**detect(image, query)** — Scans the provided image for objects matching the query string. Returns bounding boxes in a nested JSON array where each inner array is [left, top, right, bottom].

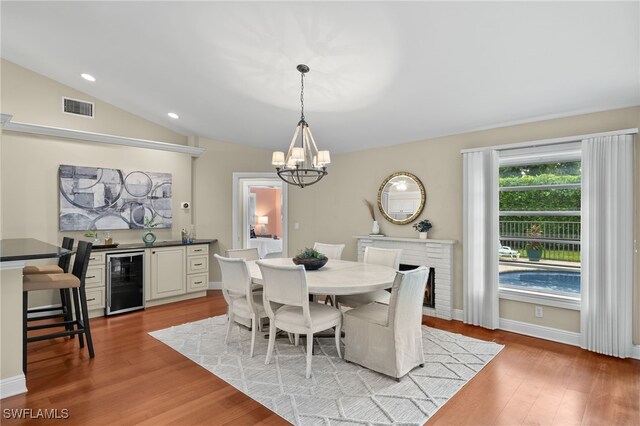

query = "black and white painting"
[[59, 164, 172, 231]]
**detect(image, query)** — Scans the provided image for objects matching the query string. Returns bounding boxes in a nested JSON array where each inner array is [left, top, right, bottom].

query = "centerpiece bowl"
[[292, 247, 328, 270]]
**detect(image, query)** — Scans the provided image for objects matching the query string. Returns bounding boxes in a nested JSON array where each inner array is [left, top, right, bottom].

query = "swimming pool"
[[499, 270, 580, 294]]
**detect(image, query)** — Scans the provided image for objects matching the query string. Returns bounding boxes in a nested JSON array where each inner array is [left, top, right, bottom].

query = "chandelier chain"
[[300, 71, 305, 121]]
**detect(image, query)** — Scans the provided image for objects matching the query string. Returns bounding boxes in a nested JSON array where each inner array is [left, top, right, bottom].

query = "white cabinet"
[[150, 246, 186, 299], [86, 251, 106, 311], [186, 244, 209, 293]]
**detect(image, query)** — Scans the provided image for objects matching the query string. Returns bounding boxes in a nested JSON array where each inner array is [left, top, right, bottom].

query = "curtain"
[[463, 150, 499, 329], [581, 135, 634, 357]]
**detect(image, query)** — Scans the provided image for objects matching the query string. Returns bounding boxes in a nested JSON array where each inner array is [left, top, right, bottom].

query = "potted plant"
[[413, 219, 432, 239], [525, 223, 543, 261], [142, 212, 159, 246], [293, 247, 328, 270]]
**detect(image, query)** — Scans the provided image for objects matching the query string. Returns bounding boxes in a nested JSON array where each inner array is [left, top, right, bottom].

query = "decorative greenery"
[[144, 212, 159, 228], [413, 219, 432, 233], [363, 199, 376, 221], [526, 224, 543, 250], [84, 230, 97, 238], [295, 247, 327, 260]]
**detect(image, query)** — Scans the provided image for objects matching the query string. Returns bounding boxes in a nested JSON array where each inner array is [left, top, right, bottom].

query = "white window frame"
[[498, 142, 582, 308]]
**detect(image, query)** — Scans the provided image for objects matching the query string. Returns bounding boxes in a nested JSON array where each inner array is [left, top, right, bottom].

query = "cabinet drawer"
[[187, 255, 208, 274], [88, 252, 106, 266], [85, 265, 104, 288], [187, 273, 208, 292], [85, 287, 105, 309], [187, 245, 209, 256]]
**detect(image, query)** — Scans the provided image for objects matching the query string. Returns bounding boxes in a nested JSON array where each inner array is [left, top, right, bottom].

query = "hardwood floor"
[[3, 291, 639, 425]]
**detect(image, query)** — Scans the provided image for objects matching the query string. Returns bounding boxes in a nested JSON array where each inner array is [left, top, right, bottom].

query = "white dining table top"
[[247, 258, 397, 296]]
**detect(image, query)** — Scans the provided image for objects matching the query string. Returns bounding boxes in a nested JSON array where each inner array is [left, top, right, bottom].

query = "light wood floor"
[[3, 291, 639, 425]]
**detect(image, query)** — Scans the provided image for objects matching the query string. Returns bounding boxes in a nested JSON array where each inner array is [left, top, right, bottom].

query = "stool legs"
[[78, 286, 94, 358], [72, 288, 84, 349]]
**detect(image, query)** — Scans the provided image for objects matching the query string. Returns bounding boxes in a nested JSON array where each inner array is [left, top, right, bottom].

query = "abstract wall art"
[[59, 164, 172, 231]]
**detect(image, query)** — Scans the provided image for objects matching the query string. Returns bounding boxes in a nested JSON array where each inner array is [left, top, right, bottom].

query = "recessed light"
[[81, 73, 96, 82], [167, 112, 179, 119]]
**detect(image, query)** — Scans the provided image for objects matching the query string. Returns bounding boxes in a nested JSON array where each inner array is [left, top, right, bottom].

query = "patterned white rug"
[[150, 315, 503, 425]]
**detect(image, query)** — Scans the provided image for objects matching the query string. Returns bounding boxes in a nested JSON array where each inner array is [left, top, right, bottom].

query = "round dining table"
[[247, 258, 397, 295]]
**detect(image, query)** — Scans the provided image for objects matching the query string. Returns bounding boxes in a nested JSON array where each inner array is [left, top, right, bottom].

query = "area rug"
[[149, 315, 503, 425]]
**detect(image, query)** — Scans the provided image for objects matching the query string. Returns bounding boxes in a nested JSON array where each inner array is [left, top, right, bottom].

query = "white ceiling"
[[1, 2, 638, 153]]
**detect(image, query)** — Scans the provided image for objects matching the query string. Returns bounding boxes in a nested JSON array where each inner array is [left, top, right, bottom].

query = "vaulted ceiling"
[[2, 2, 638, 153]]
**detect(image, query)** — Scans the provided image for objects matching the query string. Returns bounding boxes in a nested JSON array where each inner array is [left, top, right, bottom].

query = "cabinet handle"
[[87, 276, 96, 279], [89, 257, 96, 261], [194, 263, 203, 266], [87, 298, 96, 302], [194, 249, 202, 252], [194, 281, 203, 285], [152, 251, 156, 254]]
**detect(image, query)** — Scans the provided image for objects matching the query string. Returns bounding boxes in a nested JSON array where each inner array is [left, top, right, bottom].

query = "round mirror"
[[377, 172, 426, 225]]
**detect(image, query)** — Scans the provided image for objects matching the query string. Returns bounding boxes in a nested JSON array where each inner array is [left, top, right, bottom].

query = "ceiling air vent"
[[62, 97, 94, 118]]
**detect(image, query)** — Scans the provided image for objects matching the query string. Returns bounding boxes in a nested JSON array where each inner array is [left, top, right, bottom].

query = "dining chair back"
[[226, 247, 260, 261], [258, 261, 342, 378], [364, 246, 402, 269], [214, 254, 267, 357], [335, 247, 402, 308], [313, 242, 345, 260], [344, 266, 430, 379]]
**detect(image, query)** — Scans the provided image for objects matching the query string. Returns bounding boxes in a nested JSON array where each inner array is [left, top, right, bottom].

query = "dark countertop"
[[91, 239, 217, 252], [0, 238, 72, 262]]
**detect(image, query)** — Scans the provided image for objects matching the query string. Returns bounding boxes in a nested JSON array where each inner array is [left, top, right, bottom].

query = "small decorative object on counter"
[[142, 212, 158, 246], [292, 247, 328, 270], [413, 219, 432, 239], [188, 224, 196, 243], [364, 199, 384, 236], [181, 228, 188, 244], [104, 231, 112, 245]]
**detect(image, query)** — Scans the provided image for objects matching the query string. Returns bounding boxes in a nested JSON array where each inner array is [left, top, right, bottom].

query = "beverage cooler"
[[106, 251, 144, 315]]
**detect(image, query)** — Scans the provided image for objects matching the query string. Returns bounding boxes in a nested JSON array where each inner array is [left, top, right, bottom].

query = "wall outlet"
[[294, 222, 300, 230], [535, 306, 544, 318]]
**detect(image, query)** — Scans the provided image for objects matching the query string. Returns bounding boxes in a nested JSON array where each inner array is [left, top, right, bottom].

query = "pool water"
[[499, 270, 580, 294]]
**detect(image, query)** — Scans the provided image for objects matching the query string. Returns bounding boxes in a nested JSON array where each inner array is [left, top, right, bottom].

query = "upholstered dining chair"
[[225, 248, 260, 261], [312, 242, 345, 260], [215, 254, 268, 357], [335, 247, 402, 308], [23, 241, 95, 373], [344, 266, 430, 380], [258, 261, 342, 378]]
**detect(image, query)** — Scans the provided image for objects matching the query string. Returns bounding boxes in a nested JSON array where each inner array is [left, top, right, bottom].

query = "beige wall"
[[1, 60, 192, 307], [191, 137, 272, 282], [288, 107, 640, 339]]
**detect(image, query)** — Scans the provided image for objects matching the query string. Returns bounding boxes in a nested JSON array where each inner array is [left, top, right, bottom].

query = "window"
[[498, 144, 581, 308]]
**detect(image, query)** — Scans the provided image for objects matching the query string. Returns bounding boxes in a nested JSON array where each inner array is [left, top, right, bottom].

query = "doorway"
[[232, 173, 288, 258]]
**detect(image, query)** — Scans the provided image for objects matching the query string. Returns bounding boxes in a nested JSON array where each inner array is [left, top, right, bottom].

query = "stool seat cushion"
[[23, 273, 80, 292], [23, 265, 64, 275]]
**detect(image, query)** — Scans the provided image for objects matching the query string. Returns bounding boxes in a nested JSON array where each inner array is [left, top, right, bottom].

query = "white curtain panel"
[[581, 135, 634, 358], [463, 150, 499, 329]]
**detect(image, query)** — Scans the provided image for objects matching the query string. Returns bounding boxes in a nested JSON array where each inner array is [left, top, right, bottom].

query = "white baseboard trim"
[[452, 308, 464, 321], [209, 281, 222, 290], [0, 374, 27, 399], [631, 345, 640, 360], [499, 317, 581, 347], [27, 304, 64, 319]]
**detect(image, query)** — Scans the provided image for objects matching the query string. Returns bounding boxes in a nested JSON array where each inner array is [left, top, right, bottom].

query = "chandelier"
[[271, 64, 330, 188]]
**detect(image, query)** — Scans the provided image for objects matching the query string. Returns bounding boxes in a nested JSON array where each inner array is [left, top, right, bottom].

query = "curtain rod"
[[460, 128, 638, 154]]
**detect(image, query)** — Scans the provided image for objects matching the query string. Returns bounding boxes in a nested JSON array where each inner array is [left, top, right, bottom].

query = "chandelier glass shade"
[[272, 64, 330, 188]]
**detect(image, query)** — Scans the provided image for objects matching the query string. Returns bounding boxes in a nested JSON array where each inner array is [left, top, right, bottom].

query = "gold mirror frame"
[[377, 172, 426, 225]]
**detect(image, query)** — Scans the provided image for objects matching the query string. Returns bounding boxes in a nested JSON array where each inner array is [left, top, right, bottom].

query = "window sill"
[[499, 287, 580, 310]]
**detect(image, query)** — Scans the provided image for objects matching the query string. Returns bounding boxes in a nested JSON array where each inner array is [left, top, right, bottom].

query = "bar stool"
[[23, 237, 74, 327], [23, 241, 95, 373]]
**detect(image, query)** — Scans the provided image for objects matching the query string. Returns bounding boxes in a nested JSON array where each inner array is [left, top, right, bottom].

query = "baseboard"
[[27, 304, 64, 319], [0, 374, 27, 399], [499, 317, 581, 347], [452, 308, 464, 321], [209, 281, 221, 290], [632, 345, 640, 360]]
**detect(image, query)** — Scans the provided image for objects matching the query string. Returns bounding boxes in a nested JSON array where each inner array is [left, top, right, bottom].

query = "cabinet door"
[[150, 247, 186, 299]]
